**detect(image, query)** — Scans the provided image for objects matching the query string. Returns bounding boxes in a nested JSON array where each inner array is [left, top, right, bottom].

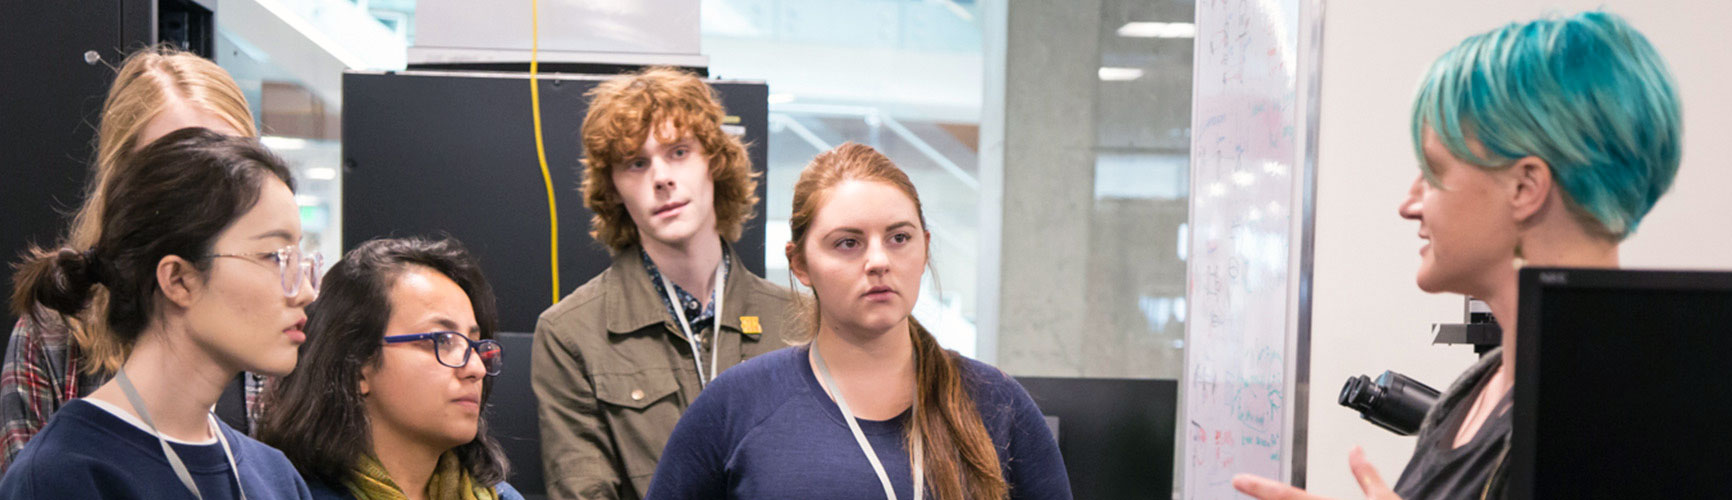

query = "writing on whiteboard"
[[1182, 0, 1307, 497]]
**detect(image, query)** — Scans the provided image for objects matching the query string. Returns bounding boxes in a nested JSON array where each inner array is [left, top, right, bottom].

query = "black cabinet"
[[1, 0, 149, 343], [0, 0, 212, 348]]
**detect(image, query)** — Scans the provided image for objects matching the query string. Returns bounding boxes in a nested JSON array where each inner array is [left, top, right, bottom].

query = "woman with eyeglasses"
[[257, 236, 523, 500], [1, 45, 270, 471], [1, 128, 317, 498]]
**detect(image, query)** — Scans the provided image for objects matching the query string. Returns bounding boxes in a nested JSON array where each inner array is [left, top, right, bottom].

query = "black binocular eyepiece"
[[1339, 370, 1440, 436]]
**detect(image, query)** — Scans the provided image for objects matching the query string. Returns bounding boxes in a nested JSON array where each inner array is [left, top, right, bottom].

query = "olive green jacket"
[[532, 245, 794, 499]]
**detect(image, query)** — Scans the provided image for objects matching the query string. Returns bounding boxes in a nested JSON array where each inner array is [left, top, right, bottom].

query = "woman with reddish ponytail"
[[646, 143, 1071, 500]]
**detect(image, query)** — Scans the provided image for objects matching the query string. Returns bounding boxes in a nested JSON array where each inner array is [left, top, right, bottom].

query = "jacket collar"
[[606, 242, 751, 335]]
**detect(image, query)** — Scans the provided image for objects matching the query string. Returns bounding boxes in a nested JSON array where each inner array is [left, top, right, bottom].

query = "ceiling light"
[[260, 136, 307, 151], [1118, 22, 1197, 39], [1099, 67, 1145, 81]]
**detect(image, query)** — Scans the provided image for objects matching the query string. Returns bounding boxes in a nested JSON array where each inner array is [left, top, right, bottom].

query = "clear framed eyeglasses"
[[206, 245, 324, 297]]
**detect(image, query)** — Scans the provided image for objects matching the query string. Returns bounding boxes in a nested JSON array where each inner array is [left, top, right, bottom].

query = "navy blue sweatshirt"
[[0, 399, 312, 499], [646, 346, 1072, 499]]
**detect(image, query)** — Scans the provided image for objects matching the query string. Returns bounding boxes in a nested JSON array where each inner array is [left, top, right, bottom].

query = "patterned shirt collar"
[[641, 247, 731, 333]]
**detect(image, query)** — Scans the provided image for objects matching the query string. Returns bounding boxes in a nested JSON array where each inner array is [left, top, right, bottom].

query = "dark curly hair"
[[256, 236, 508, 487]]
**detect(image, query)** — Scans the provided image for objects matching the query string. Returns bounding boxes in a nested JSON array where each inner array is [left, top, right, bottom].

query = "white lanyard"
[[810, 342, 924, 500], [661, 261, 726, 388], [116, 368, 247, 500]]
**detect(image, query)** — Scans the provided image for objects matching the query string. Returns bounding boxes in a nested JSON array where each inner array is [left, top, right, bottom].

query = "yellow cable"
[[531, 0, 560, 304]]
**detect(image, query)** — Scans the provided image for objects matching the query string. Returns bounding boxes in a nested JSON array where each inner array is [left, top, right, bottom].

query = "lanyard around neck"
[[116, 368, 247, 500], [661, 261, 726, 389], [810, 342, 924, 500]]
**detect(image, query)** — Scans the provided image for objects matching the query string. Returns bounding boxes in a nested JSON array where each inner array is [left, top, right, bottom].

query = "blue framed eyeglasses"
[[382, 331, 503, 376]]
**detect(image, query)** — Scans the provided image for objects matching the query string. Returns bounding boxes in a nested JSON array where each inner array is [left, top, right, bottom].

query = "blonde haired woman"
[[0, 44, 259, 470]]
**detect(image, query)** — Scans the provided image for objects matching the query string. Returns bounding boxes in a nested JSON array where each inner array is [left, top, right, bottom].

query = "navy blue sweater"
[[646, 346, 1072, 499], [0, 399, 312, 499]]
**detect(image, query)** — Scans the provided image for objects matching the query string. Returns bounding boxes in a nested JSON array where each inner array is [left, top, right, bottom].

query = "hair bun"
[[13, 247, 103, 318], [77, 248, 106, 285], [51, 248, 103, 287]]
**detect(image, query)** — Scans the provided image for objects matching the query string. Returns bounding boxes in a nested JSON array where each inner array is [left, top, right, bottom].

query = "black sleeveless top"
[[1393, 350, 1512, 500]]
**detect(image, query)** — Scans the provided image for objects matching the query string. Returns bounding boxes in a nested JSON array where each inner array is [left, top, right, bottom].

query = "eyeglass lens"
[[278, 248, 324, 297], [435, 332, 502, 375]]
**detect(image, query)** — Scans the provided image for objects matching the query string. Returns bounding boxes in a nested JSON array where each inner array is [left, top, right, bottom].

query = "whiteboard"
[[1182, 0, 1321, 496]]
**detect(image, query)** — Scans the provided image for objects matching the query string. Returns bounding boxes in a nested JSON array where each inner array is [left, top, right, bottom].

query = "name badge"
[[740, 316, 762, 335]]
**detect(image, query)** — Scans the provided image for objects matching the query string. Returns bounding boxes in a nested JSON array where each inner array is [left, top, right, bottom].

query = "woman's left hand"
[[1231, 446, 1402, 500]]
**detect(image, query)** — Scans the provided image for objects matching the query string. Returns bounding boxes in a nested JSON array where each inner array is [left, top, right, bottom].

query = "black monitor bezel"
[[1508, 267, 1732, 499]]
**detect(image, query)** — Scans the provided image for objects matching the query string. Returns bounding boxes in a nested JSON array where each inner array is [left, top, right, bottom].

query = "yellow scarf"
[[345, 451, 497, 500]]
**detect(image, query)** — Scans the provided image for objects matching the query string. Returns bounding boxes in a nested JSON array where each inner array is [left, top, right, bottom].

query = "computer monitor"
[[1015, 377, 1177, 499], [1509, 268, 1732, 499]]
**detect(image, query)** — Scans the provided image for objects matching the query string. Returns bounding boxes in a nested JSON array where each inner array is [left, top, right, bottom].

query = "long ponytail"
[[51, 45, 257, 374], [908, 318, 1007, 499]]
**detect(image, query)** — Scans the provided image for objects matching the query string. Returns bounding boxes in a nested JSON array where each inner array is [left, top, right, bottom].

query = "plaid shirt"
[[0, 310, 264, 472]]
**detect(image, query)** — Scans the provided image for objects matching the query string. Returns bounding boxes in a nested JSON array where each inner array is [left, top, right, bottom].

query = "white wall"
[[1308, 1, 1732, 496]]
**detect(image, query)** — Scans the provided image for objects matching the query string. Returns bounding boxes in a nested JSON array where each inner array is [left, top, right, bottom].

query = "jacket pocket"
[[592, 370, 681, 410], [590, 370, 685, 494]]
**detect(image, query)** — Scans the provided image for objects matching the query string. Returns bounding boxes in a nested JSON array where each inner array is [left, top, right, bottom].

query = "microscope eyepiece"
[[1339, 370, 1440, 436]]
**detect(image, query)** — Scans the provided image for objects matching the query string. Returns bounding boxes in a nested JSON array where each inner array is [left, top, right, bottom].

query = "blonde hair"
[[579, 67, 758, 252], [63, 45, 257, 374]]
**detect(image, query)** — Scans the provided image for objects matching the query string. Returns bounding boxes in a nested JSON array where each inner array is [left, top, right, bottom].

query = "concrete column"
[[978, 0, 1103, 376]]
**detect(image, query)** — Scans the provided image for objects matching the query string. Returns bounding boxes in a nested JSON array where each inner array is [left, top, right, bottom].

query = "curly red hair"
[[579, 67, 759, 252]]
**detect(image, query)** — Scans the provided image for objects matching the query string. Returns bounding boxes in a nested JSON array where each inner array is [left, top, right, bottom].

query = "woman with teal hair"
[[1235, 10, 1682, 500]]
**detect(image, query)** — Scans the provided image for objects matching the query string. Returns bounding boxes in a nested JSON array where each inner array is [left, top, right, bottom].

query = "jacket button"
[[630, 389, 644, 401]]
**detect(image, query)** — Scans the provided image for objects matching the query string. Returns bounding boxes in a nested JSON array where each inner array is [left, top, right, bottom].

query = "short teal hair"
[[1411, 11, 1682, 239]]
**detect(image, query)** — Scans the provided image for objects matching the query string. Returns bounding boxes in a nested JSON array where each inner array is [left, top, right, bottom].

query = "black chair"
[[488, 332, 546, 500]]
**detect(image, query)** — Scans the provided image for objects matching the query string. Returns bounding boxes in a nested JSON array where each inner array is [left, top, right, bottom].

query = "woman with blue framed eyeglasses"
[[380, 332, 503, 376], [258, 237, 523, 500]]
